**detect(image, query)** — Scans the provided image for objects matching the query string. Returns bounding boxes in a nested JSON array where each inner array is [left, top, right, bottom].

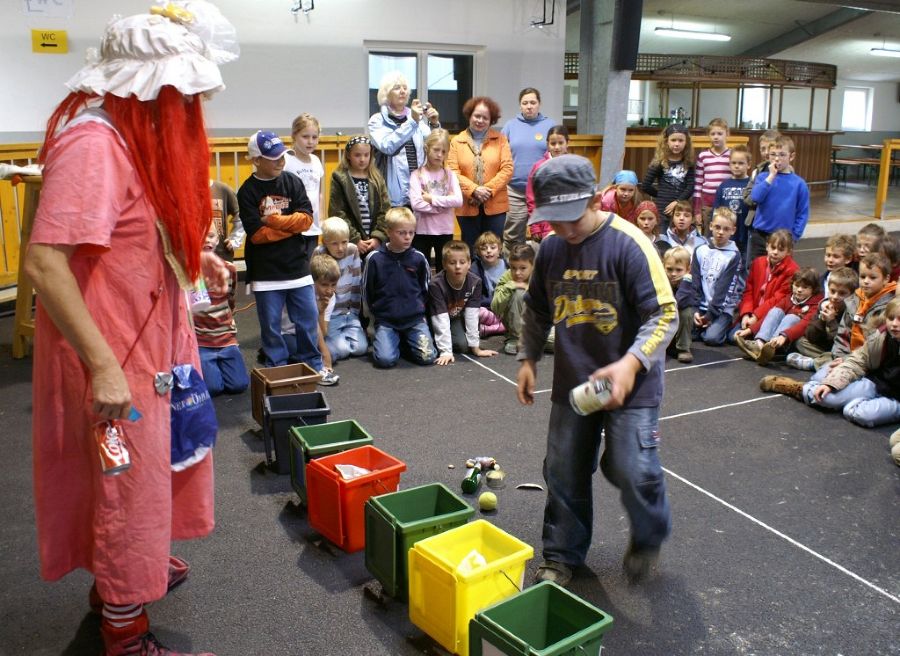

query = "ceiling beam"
[[797, 0, 900, 12], [740, 7, 871, 57]]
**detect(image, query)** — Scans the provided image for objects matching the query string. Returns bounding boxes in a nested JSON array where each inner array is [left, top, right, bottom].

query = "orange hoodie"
[[850, 281, 897, 350]]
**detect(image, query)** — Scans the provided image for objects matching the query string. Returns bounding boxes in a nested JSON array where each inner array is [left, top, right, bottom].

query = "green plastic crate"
[[365, 483, 475, 599], [468, 581, 613, 656], [288, 420, 374, 503]]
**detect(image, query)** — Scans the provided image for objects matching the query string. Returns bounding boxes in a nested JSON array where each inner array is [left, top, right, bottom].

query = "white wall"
[[0, 0, 566, 140]]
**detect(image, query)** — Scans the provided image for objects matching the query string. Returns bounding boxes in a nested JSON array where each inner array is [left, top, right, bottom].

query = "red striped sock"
[[101, 602, 143, 629]]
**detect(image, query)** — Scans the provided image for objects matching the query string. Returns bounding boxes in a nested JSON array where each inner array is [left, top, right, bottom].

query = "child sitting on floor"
[[472, 230, 507, 337], [492, 243, 554, 355], [634, 201, 669, 258], [314, 216, 368, 360], [663, 246, 695, 363], [761, 297, 900, 429], [735, 267, 822, 366], [428, 240, 498, 365], [831, 253, 896, 361], [688, 207, 745, 346], [789, 267, 858, 371], [735, 229, 798, 341], [822, 234, 855, 290], [854, 222, 884, 264], [195, 222, 249, 397]]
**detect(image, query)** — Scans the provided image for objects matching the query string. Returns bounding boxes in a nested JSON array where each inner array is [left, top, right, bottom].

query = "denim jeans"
[[326, 313, 368, 361], [755, 308, 801, 342], [255, 286, 322, 370], [458, 210, 506, 252], [542, 402, 671, 567], [199, 344, 249, 396], [695, 312, 735, 346], [372, 319, 436, 368], [803, 374, 900, 427]]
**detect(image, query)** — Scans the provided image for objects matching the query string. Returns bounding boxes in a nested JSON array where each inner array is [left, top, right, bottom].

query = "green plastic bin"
[[288, 420, 374, 503], [468, 581, 613, 656], [365, 483, 475, 600]]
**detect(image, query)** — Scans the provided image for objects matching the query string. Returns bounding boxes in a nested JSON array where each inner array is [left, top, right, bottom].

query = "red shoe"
[[90, 556, 191, 613]]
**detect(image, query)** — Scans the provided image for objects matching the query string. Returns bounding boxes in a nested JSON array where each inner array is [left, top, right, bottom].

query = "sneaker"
[[623, 541, 660, 583], [676, 350, 693, 363], [786, 352, 816, 371], [317, 369, 340, 386], [90, 556, 190, 614], [533, 560, 573, 587], [735, 334, 761, 361], [105, 631, 215, 656], [503, 339, 518, 356], [759, 375, 804, 400], [756, 341, 777, 366]]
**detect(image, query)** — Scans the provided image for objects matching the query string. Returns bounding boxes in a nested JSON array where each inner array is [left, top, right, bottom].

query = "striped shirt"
[[194, 269, 238, 349], [694, 148, 732, 202], [315, 243, 362, 317]]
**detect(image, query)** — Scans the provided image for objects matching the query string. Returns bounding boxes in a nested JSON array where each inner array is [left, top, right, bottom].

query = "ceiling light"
[[870, 47, 900, 58], [655, 27, 731, 42]]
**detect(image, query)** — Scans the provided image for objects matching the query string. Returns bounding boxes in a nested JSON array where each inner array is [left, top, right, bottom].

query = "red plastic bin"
[[306, 445, 406, 552]]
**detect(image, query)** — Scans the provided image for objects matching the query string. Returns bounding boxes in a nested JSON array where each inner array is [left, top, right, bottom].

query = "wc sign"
[[31, 29, 68, 54]]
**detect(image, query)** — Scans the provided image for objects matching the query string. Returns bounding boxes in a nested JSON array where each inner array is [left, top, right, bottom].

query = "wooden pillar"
[[777, 85, 784, 126], [825, 88, 832, 131], [767, 85, 774, 128], [734, 86, 741, 127], [692, 83, 700, 128], [808, 88, 815, 130]]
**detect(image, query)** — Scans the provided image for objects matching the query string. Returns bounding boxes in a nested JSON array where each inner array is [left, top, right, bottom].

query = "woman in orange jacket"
[[447, 96, 514, 251]]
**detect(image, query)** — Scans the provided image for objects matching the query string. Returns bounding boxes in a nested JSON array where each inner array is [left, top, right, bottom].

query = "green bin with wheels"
[[365, 483, 474, 599], [288, 420, 374, 503], [468, 581, 613, 655]]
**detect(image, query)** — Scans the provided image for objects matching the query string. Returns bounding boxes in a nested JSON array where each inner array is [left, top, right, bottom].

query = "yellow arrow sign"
[[32, 29, 68, 54]]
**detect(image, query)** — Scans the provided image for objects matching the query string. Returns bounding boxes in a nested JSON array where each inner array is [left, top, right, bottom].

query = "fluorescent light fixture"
[[655, 27, 731, 42], [870, 47, 900, 58]]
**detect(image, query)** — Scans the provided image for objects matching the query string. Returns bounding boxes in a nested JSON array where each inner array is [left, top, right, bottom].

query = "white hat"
[[66, 1, 239, 101]]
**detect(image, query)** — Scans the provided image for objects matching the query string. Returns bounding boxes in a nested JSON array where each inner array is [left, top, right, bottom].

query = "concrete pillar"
[[577, 0, 635, 185]]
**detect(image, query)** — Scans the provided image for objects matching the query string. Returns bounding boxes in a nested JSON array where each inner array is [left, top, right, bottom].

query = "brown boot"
[[735, 334, 761, 361], [757, 341, 777, 366], [760, 375, 804, 400]]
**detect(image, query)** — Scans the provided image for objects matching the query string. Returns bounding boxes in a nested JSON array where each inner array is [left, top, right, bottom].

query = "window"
[[740, 87, 770, 129], [368, 47, 475, 131], [841, 87, 872, 132], [626, 79, 643, 123]]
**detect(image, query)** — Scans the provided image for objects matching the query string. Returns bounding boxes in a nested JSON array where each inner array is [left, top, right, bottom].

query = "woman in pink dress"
[[24, 4, 237, 655]]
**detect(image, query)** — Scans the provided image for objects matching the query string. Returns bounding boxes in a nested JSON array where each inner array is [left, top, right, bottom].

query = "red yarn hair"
[[42, 87, 211, 281]]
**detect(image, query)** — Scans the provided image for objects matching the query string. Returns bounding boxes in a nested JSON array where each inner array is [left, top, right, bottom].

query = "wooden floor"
[[809, 181, 899, 224]]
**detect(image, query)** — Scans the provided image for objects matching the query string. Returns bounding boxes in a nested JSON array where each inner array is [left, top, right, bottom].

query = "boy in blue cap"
[[516, 155, 677, 586]]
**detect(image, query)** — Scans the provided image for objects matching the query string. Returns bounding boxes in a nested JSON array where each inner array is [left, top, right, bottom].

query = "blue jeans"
[[458, 210, 506, 252], [755, 308, 801, 342], [199, 344, 250, 396], [372, 319, 436, 368], [803, 374, 900, 427], [542, 402, 671, 567], [255, 286, 322, 370], [694, 312, 735, 346], [326, 313, 368, 361]]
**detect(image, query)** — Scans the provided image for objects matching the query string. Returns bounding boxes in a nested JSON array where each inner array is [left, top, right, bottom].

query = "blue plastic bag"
[[170, 364, 218, 471]]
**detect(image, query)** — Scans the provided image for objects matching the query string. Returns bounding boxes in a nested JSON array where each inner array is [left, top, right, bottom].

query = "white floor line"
[[663, 467, 900, 606], [665, 357, 743, 372], [463, 352, 898, 604], [660, 395, 780, 421], [460, 353, 518, 386]]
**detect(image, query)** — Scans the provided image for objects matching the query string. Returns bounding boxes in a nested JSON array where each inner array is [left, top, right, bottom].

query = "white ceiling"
[[616, 0, 900, 82]]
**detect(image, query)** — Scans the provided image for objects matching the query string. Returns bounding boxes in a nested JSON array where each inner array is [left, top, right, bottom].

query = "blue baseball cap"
[[247, 130, 287, 160]]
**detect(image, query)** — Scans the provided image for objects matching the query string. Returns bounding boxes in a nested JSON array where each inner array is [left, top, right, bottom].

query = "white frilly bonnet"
[[65, 1, 240, 101]]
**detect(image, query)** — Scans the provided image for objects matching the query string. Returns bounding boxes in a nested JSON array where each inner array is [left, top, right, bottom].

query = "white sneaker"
[[786, 352, 815, 371], [318, 369, 340, 386]]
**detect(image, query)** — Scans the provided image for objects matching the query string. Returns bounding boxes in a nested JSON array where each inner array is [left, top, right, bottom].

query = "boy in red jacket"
[[736, 267, 822, 365], [734, 229, 798, 341]]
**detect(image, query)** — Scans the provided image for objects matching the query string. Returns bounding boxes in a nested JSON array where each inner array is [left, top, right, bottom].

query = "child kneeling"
[[315, 216, 368, 360], [362, 207, 437, 368], [428, 240, 498, 365]]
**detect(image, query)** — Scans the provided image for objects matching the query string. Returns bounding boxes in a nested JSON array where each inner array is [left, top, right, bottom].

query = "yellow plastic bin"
[[408, 520, 534, 656]]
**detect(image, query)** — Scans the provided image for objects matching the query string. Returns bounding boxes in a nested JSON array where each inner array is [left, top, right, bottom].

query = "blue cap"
[[247, 130, 287, 160]]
